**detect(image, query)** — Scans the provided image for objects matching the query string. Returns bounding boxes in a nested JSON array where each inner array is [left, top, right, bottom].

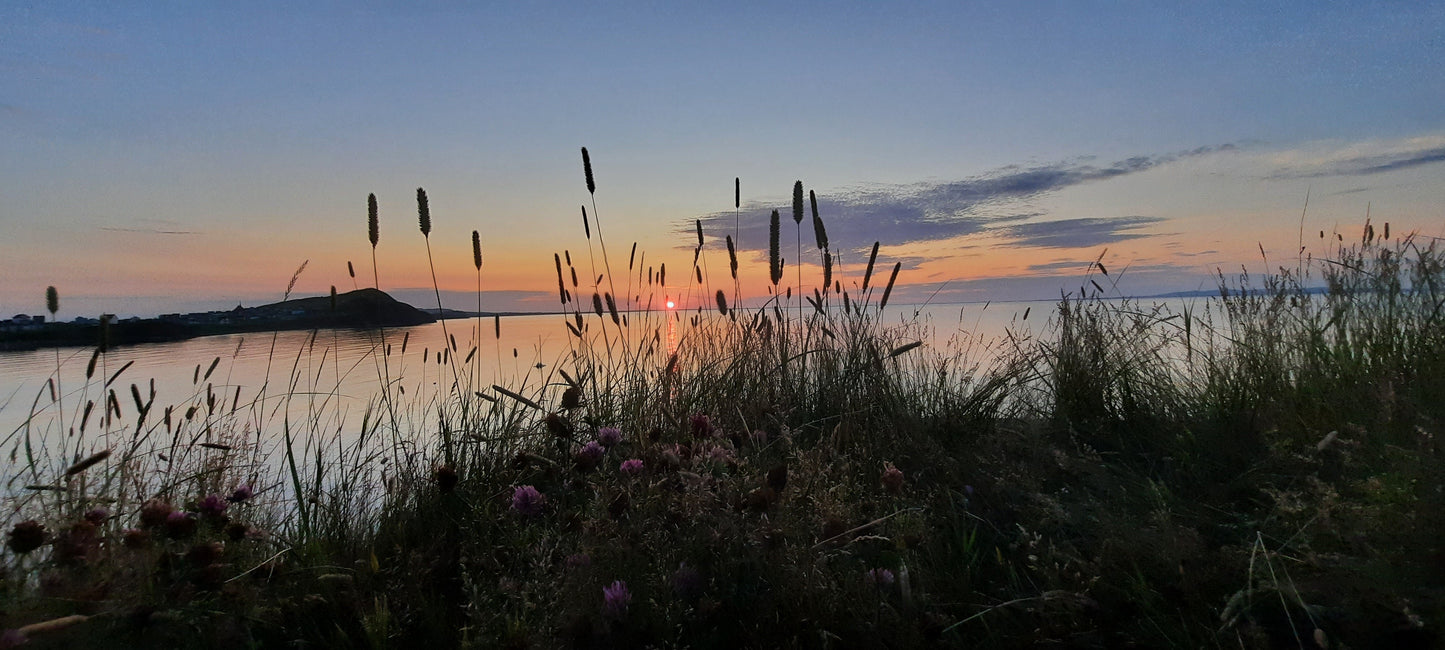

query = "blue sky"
[[2, 2, 1442, 317]]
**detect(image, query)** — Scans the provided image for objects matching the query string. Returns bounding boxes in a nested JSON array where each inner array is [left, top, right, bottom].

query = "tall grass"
[[1, 162, 1441, 648]]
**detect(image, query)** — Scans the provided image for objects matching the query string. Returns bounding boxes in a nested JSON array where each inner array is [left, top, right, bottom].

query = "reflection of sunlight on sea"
[[2, 299, 1209, 464]]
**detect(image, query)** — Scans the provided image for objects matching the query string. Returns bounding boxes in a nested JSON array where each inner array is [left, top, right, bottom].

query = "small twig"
[[226, 546, 292, 583]]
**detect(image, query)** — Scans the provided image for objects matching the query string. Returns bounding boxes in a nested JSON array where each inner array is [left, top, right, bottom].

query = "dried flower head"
[[602, 580, 631, 619], [511, 485, 545, 517], [881, 463, 904, 495], [6, 520, 45, 554], [228, 485, 254, 503], [122, 528, 150, 549], [597, 426, 622, 447], [139, 500, 173, 528], [434, 464, 458, 493]]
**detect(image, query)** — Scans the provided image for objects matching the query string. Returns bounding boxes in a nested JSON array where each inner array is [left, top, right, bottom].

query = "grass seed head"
[[793, 181, 804, 224], [368, 193, 379, 246], [416, 187, 431, 236], [581, 147, 596, 194]]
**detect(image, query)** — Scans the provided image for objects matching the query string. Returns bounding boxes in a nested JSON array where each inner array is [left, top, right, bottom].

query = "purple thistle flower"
[[597, 426, 622, 447], [602, 580, 631, 619], [620, 459, 644, 476], [229, 485, 254, 503], [864, 568, 895, 588], [580, 441, 605, 462], [689, 413, 714, 438], [199, 494, 228, 518], [511, 485, 545, 517]]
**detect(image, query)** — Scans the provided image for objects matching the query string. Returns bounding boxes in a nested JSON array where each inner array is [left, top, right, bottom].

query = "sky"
[[2, 2, 1442, 319]]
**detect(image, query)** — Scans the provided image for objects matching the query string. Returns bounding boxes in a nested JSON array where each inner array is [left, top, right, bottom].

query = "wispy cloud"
[[689, 145, 1229, 255], [1267, 140, 1445, 179], [1025, 260, 1096, 274], [100, 227, 201, 235], [998, 216, 1165, 249]]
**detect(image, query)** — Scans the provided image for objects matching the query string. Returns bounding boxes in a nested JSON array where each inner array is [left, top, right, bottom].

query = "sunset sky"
[[3, 3, 1442, 319]]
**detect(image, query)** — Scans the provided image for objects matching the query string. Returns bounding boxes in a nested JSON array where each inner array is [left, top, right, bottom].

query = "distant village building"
[[0, 314, 46, 332]]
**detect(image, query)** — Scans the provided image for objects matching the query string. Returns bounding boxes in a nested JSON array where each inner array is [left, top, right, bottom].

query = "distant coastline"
[[0, 288, 484, 352]]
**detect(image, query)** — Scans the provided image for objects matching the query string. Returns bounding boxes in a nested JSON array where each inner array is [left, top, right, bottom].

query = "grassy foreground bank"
[[3, 175, 1442, 648]]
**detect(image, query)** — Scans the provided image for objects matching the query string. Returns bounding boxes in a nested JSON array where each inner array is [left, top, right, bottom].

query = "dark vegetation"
[[0, 288, 436, 351], [2, 156, 1441, 648]]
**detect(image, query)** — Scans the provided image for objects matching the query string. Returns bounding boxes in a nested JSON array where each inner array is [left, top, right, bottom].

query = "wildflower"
[[620, 459, 644, 476], [865, 568, 895, 589], [164, 511, 197, 539], [228, 485, 254, 503], [671, 562, 702, 601], [511, 485, 545, 517], [83, 508, 109, 525], [880, 462, 904, 495], [689, 413, 714, 438], [597, 426, 622, 447], [6, 520, 46, 554], [575, 441, 605, 472], [198, 494, 228, 518], [706, 445, 734, 465], [602, 580, 631, 619], [139, 499, 174, 528], [122, 528, 150, 549]]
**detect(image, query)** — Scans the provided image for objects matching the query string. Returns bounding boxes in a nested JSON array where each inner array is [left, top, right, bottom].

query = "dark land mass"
[[0, 288, 437, 351]]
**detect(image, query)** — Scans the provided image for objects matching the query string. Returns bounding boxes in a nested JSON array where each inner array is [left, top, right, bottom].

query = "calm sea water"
[[0, 299, 1102, 452]]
